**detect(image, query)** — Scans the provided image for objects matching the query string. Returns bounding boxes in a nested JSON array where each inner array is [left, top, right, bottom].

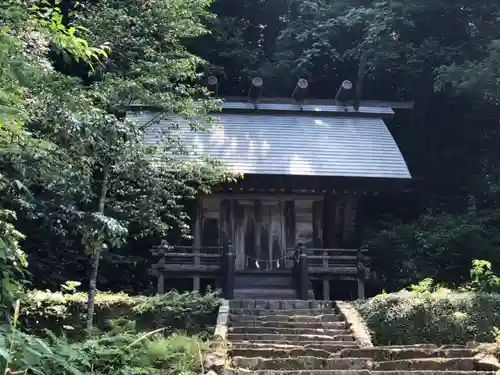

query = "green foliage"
[[19, 290, 220, 338], [30, 0, 110, 65], [0, 317, 206, 375], [356, 290, 500, 345], [493, 326, 500, 345], [364, 212, 500, 291], [437, 39, 500, 104], [407, 278, 436, 294], [357, 261, 500, 346], [79, 328, 206, 375], [460, 260, 500, 293], [0, 0, 232, 327], [0, 210, 27, 310]]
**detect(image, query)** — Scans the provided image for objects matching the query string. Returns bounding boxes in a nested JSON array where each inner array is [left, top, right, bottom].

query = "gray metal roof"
[[134, 112, 411, 179]]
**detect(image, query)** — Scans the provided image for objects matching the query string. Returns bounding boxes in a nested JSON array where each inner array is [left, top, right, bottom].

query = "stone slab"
[[229, 341, 358, 351], [232, 356, 373, 370], [230, 308, 336, 316], [229, 314, 343, 322], [227, 333, 355, 342], [229, 320, 347, 329], [230, 300, 336, 310], [338, 348, 476, 361], [373, 358, 476, 371], [229, 326, 351, 336]]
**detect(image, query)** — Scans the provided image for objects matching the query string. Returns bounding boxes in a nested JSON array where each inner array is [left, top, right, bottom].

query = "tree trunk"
[[86, 162, 110, 333], [85, 250, 100, 332]]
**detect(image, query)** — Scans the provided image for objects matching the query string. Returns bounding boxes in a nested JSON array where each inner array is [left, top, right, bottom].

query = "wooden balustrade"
[[151, 245, 370, 299], [151, 246, 369, 273], [151, 245, 223, 272], [300, 248, 371, 276]]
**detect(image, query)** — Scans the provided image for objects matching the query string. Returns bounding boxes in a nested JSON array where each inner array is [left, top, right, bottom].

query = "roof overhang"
[[131, 102, 411, 181]]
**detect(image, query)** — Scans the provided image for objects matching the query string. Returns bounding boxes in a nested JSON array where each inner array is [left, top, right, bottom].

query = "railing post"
[[156, 256, 165, 295], [292, 247, 299, 293], [222, 241, 235, 299], [298, 242, 309, 300], [356, 248, 366, 300]]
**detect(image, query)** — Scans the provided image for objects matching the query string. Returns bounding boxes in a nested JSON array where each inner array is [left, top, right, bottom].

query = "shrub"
[[364, 213, 500, 291], [0, 297, 209, 375], [81, 330, 206, 375], [461, 259, 500, 293], [0, 325, 206, 375], [19, 290, 220, 338], [355, 289, 500, 345]]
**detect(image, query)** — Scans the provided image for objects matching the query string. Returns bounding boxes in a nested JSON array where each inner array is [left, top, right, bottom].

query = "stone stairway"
[[233, 274, 314, 300], [221, 300, 500, 375]]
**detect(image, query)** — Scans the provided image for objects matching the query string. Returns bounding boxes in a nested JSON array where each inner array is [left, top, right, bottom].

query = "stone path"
[[221, 300, 500, 375]]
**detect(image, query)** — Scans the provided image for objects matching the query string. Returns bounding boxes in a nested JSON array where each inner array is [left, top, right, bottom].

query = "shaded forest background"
[[10, 0, 500, 294]]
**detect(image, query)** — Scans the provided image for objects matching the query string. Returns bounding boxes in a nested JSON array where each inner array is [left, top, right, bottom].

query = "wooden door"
[[233, 199, 285, 270], [261, 200, 286, 270]]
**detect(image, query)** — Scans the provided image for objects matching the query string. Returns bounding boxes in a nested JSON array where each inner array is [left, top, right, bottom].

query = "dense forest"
[[2, 0, 500, 306]]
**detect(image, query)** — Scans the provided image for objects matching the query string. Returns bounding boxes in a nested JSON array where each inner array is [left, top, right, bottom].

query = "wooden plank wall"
[[342, 197, 358, 248], [295, 199, 314, 247], [313, 201, 324, 248], [323, 194, 359, 248]]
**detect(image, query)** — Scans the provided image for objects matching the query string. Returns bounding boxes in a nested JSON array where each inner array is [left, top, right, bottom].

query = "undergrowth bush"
[[19, 289, 220, 339], [356, 289, 500, 345], [0, 320, 206, 375], [356, 259, 500, 345]]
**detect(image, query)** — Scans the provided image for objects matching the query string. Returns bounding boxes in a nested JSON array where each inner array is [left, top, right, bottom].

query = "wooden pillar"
[[194, 247, 200, 267], [342, 196, 358, 248], [233, 201, 245, 270], [323, 193, 340, 248], [223, 241, 235, 299], [357, 249, 366, 300], [156, 256, 165, 294], [157, 274, 164, 295], [357, 279, 365, 300], [353, 197, 365, 248], [254, 200, 262, 266], [284, 200, 295, 268], [284, 200, 296, 247], [193, 276, 200, 292], [298, 243, 309, 300], [220, 199, 231, 246], [313, 200, 324, 248], [193, 200, 202, 251], [355, 197, 366, 300], [323, 279, 330, 301]]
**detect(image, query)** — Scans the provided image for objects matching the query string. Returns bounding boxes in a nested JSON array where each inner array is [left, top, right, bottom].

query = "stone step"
[[234, 276, 293, 289], [231, 347, 339, 358], [229, 341, 358, 351], [229, 326, 351, 336], [227, 333, 355, 342], [229, 320, 348, 329], [231, 356, 372, 371], [376, 344, 438, 349], [230, 308, 336, 316], [338, 347, 476, 360], [230, 300, 336, 310], [224, 370, 497, 375], [234, 289, 298, 300], [229, 314, 344, 323], [373, 358, 476, 371]]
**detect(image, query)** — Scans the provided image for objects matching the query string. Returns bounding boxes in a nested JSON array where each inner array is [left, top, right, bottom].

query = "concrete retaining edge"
[[204, 299, 230, 375], [336, 300, 373, 348]]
